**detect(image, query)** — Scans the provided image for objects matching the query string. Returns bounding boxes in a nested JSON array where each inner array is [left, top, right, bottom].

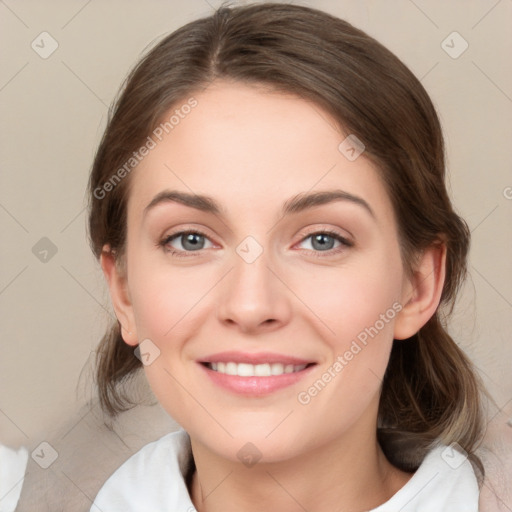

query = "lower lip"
[[199, 363, 316, 396]]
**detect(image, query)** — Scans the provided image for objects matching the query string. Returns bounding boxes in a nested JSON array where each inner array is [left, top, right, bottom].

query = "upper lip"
[[199, 351, 315, 366]]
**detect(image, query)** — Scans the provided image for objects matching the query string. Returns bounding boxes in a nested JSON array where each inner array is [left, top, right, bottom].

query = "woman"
[[88, 4, 485, 510]]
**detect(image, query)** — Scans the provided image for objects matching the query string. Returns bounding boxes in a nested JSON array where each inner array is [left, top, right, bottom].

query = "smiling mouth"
[[203, 362, 314, 377]]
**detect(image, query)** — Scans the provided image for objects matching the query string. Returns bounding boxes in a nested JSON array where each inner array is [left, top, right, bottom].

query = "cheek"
[[127, 266, 204, 422], [291, 252, 403, 405], [293, 300, 398, 438], [127, 259, 218, 415], [290, 253, 403, 348], [129, 258, 213, 340]]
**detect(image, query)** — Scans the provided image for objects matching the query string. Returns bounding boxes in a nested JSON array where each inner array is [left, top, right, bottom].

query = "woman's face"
[[119, 81, 411, 462]]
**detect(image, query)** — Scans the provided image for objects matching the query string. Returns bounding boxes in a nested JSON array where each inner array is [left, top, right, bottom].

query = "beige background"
[[0, 0, 511, 503]]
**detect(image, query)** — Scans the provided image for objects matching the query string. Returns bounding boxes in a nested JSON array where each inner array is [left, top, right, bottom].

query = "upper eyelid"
[[295, 231, 353, 249], [162, 225, 216, 241], [294, 226, 353, 244], [163, 230, 216, 248]]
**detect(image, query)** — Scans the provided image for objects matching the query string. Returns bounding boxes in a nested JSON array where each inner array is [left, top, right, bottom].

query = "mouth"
[[198, 352, 317, 396]]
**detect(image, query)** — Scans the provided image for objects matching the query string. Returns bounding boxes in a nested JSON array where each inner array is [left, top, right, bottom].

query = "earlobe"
[[100, 245, 139, 346], [393, 243, 447, 340]]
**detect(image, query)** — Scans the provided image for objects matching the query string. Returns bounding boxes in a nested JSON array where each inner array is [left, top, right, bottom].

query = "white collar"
[[91, 429, 479, 511]]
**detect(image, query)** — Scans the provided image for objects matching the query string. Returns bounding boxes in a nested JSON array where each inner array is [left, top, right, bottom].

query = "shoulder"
[[372, 443, 479, 512], [90, 429, 194, 512]]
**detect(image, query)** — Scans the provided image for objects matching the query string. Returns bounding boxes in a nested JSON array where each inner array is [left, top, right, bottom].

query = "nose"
[[217, 248, 292, 334]]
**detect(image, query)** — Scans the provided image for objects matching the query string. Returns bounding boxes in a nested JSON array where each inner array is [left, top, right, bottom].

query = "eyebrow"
[[143, 189, 374, 219]]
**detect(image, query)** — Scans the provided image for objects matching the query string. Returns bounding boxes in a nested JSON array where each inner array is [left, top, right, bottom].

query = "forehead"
[[126, 81, 393, 223]]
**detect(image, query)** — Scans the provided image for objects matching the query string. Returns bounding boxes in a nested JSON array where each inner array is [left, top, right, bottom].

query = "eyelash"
[[298, 229, 353, 258], [158, 229, 353, 258], [159, 229, 213, 258]]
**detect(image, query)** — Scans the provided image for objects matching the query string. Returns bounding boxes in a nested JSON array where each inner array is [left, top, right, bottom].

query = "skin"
[[102, 80, 446, 512]]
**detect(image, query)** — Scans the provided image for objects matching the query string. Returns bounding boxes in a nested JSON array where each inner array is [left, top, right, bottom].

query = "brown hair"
[[87, 2, 485, 475]]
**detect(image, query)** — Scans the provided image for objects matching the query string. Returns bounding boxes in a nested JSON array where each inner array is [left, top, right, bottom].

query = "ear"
[[394, 242, 447, 340], [100, 245, 138, 346]]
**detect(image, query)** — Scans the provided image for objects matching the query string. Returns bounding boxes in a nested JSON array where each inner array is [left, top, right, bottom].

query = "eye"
[[297, 231, 352, 254], [161, 231, 214, 254]]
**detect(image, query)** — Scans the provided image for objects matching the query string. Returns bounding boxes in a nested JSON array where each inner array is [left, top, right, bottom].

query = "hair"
[[87, 2, 485, 477]]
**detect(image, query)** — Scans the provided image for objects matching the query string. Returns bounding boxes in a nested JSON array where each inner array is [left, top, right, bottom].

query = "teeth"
[[271, 363, 284, 375], [255, 363, 271, 377], [226, 362, 237, 375], [238, 363, 254, 377], [208, 362, 308, 376]]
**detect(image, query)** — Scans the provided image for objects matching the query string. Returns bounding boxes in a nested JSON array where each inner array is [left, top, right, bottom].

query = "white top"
[[0, 444, 28, 512], [90, 430, 479, 512]]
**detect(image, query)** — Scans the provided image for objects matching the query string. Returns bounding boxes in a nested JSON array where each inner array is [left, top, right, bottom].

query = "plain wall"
[[1, 0, 511, 451]]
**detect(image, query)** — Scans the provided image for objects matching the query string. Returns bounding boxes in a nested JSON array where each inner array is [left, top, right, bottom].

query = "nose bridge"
[[216, 239, 291, 331]]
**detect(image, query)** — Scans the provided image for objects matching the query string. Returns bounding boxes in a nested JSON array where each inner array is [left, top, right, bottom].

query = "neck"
[[189, 430, 412, 512]]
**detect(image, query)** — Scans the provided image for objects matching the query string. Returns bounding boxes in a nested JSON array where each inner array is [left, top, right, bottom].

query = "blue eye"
[[298, 231, 352, 253], [162, 231, 214, 253]]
